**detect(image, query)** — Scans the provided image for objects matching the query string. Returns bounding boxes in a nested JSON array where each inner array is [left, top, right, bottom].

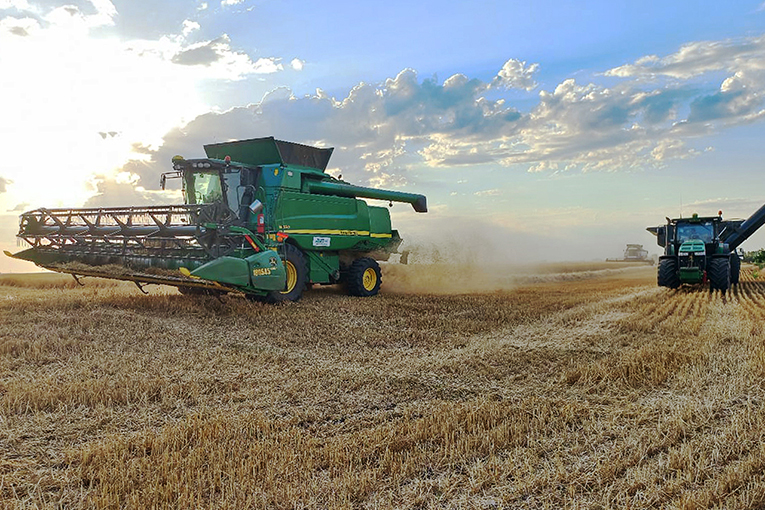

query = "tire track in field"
[[513, 270, 765, 507]]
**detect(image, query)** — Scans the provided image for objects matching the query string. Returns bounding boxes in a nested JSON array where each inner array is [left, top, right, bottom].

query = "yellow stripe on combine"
[[268, 230, 393, 242], [269, 229, 394, 239], [283, 229, 390, 238], [285, 229, 369, 236]]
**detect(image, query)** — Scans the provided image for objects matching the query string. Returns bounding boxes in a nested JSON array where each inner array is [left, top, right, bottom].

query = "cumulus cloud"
[[0, 176, 11, 193], [605, 35, 765, 127], [41, 0, 117, 30], [474, 189, 503, 197], [49, 32, 765, 211], [171, 35, 283, 77], [0, 15, 38, 36], [172, 37, 227, 65], [103, 66, 528, 198], [85, 174, 181, 208], [491, 58, 539, 91], [290, 58, 304, 71], [182, 19, 200, 37], [605, 36, 765, 79], [0, 0, 30, 9]]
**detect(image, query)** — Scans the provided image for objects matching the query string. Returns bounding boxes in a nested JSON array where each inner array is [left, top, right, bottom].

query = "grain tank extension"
[[647, 203, 765, 291], [6, 137, 427, 302]]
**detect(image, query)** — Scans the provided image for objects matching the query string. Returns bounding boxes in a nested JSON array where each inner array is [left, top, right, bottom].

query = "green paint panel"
[[679, 240, 706, 253], [679, 267, 704, 283], [369, 206, 392, 235], [246, 250, 286, 291], [306, 250, 339, 283], [191, 256, 251, 287], [204, 137, 333, 171], [275, 191, 394, 256], [9, 248, 67, 266]]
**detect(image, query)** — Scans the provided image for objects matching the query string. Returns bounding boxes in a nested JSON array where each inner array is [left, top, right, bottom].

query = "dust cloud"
[[380, 241, 651, 295], [380, 212, 656, 294]]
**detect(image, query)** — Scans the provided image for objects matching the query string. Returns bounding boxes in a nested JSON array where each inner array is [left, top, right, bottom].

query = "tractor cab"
[[649, 213, 722, 253], [670, 215, 720, 284], [676, 220, 715, 244]]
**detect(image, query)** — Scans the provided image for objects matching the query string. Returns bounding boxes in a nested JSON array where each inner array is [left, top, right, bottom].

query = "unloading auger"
[[6, 137, 427, 302]]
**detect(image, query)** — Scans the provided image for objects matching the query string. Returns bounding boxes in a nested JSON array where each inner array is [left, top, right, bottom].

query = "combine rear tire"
[[657, 258, 680, 288], [345, 257, 382, 297], [730, 253, 741, 285], [709, 257, 730, 291], [265, 244, 308, 303]]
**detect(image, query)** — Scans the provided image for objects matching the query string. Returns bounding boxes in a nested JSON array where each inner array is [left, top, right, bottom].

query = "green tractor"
[[647, 204, 765, 291], [6, 137, 427, 302]]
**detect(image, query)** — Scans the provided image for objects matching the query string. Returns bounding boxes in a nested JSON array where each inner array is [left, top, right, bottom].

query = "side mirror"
[[657, 226, 666, 247], [160, 174, 167, 190], [249, 199, 264, 214]]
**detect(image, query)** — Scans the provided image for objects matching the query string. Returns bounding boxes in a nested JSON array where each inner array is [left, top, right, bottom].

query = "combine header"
[[647, 204, 765, 291], [6, 137, 427, 302]]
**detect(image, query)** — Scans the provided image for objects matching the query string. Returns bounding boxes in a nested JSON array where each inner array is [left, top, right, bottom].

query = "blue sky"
[[2, 0, 765, 271]]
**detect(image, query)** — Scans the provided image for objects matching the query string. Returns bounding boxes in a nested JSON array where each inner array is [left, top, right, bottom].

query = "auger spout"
[[721, 203, 765, 250], [305, 180, 428, 213]]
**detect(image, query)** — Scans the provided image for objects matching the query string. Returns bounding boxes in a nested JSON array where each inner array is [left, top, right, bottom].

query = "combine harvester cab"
[[7, 137, 427, 302], [647, 204, 765, 291]]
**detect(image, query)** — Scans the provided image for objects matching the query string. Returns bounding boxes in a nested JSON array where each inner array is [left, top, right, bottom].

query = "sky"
[[2, 0, 765, 272]]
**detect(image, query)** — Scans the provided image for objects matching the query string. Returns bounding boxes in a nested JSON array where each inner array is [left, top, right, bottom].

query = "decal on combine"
[[252, 268, 273, 277], [313, 236, 331, 247]]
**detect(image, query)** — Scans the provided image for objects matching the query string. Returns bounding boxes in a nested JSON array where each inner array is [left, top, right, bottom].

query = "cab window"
[[677, 222, 713, 243], [185, 172, 224, 205]]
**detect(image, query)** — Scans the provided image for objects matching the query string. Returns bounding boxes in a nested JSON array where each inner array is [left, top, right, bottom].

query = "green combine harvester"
[[647, 204, 765, 291], [6, 137, 427, 302]]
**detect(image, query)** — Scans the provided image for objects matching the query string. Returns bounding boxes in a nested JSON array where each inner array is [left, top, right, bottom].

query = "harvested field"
[[2, 263, 765, 508]]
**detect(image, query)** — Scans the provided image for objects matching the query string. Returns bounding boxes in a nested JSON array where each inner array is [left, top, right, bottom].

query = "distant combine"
[[606, 244, 654, 264], [6, 137, 427, 302]]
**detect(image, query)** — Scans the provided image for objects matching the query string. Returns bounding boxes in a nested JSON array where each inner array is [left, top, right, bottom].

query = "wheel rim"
[[362, 267, 377, 291], [281, 260, 297, 294]]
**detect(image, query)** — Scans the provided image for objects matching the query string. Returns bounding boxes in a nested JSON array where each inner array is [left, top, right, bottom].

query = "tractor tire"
[[344, 257, 382, 297], [709, 257, 730, 291], [730, 253, 741, 285], [265, 244, 308, 303], [657, 258, 680, 289]]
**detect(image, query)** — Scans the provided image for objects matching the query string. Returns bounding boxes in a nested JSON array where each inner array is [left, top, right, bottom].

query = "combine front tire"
[[265, 244, 308, 303], [730, 253, 741, 285], [657, 258, 680, 288], [709, 257, 730, 291], [345, 257, 382, 297]]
